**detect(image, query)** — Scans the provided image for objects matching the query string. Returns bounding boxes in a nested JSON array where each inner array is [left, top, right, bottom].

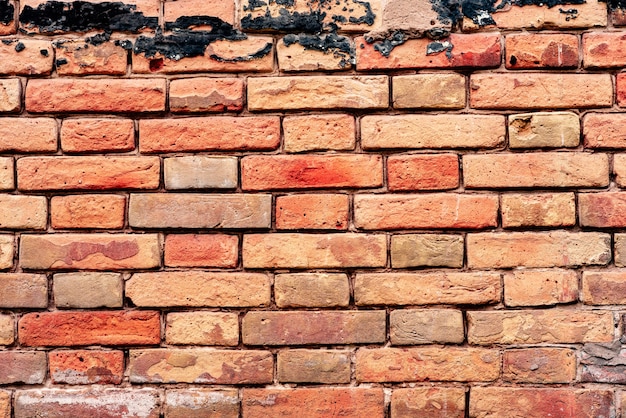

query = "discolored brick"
[[166, 312, 239, 346], [49, 350, 124, 385], [391, 234, 464, 268], [53, 273, 123, 308], [274, 273, 349, 308], [504, 269, 579, 307], [277, 350, 350, 384], [390, 309, 464, 345]]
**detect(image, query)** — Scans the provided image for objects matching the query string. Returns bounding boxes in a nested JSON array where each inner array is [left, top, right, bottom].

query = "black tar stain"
[[0, 0, 13, 25], [283, 32, 354, 67]]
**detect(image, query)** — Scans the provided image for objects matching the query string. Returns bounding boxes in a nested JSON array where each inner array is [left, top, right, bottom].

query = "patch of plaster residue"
[[165, 390, 239, 409]]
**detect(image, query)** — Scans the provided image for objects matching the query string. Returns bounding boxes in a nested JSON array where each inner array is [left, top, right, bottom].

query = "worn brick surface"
[[387, 154, 459, 191], [55, 40, 127, 75], [277, 350, 350, 383], [0, 118, 57, 152], [503, 348, 576, 383], [392, 388, 465, 418], [506, 33, 579, 69], [0, 351, 46, 384], [53, 273, 123, 308], [508, 112, 580, 148], [0, 40, 52, 75], [504, 269, 579, 307], [166, 312, 239, 346], [501, 193, 576, 228], [0, 274, 47, 308], [274, 273, 350, 308], [393, 74, 465, 109], [0, 314, 13, 345], [61, 118, 135, 153], [390, 309, 464, 345], [583, 271, 626, 304], [164, 234, 238, 268], [283, 114, 355, 152], [276, 194, 349, 230], [391, 234, 464, 268], [169, 77, 244, 113], [165, 389, 239, 418], [49, 350, 124, 385], [51, 195, 126, 229]]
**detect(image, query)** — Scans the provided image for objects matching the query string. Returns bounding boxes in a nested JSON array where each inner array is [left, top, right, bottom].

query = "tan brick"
[[468, 310, 614, 344], [278, 350, 350, 384], [26, 78, 166, 113], [502, 193, 576, 228], [580, 192, 626, 227], [243, 233, 386, 268], [468, 231, 610, 269], [356, 347, 500, 382], [615, 155, 626, 187], [18, 156, 160, 191], [506, 33, 579, 69], [355, 272, 501, 306], [615, 234, 626, 267], [14, 389, 160, 418], [165, 0, 234, 24], [0, 274, 47, 308], [130, 349, 273, 384], [0, 314, 13, 345], [55, 40, 127, 75], [388, 154, 459, 191], [243, 388, 384, 418], [276, 194, 349, 230], [584, 32, 626, 68], [165, 389, 238, 418], [129, 194, 271, 229], [247, 76, 388, 110], [583, 271, 626, 305], [242, 311, 385, 345], [277, 35, 354, 71], [361, 114, 505, 149], [169, 77, 244, 113], [139, 116, 279, 153], [49, 350, 124, 385], [392, 388, 465, 418], [391, 234, 464, 268], [390, 309, 464, 345], [464, 153, 609, 188], [509, 112, 580, 148], [20, 233, 161, 270], [356, 33, 500, 71], [61, 118, 135, 153], [164, 234, 238, 268], [51, 195, 126, 229], [283, 114, 355, 153], [0, 235, 13, 270], [354, 194, 498, 230], [166, 312, 239, 346], [469, 388, 613, 418], [503, 348, 576, 384], [0, 79, 21, 112], [504, 269, 579, 307], [0, 118, 57, 152], [470, 73, 612, 109], [19, 311, 161, 347], [164, 156, 237, 190], [127, 272, 270, 307], [0, 352, 46, 384], [53, 273, 122, 308], [0, 195, 46, 230], [0, 390, 8, 418], [393, 73, 465, 109], [0, 158, 12, 190], [584, 113, 626, 148], [274, 273, 349, 308]]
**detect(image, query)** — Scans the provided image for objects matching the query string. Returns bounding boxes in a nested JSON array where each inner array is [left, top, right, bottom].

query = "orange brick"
[[354, 194, 498, 230], [471, 73, 612, 109], [166, 312, 239, 346], [583, 271, 626, 305], [169, 77, 244, 113], [241, 155, 383, 190], [19, 311, 161, 347], [0, 314, 12, 346], [0, 351, 46, 384], [139, 117, 280, 153], [17, 156, 160, 191], [464, 153, 609, 188], [614, 155, 626, 187], [0, 273, 47, 308], [164, 0, 234, 24], [467, 231, 610, 269], [356, 33, 501, 71], [0, 195, 46, 229], [584, 113, 626, 148], [361, 114, 505, 149], [503, 348, 576, 383], [54, 40, 127, 75], [616, 73, 626, 107], [243, 388, 384, 418], [51, 195, 126, 229], [0, 390, 8, 418], [388, 154, 459, 191], [49, 350, 124, 385], [164, 234, 238, 268], [26, 78, 166, 113], [283, 114, 355, 153], [584, 32, 626, 68], [580, 192, 626, 227], [504, 269, 579, 307], [0, 39, 53, 75], [501, 193, 576, 228], [392, 388, 465, 418], [0, 118, 56, 153], [276, 194, 349, 230], [0, 79, 21, 112], [61, 118, 135, 153], [506, 33, 578, 69]]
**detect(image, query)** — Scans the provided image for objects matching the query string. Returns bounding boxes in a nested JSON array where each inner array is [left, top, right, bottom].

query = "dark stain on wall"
[[283, 32, 354, 67], [0, 0, 13, 26]]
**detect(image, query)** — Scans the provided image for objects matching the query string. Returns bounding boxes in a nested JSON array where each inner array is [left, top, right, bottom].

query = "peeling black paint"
[[369, 31, 406, 57], [19, 1, 158, 33], [210, 42, 274, 62], [427, 40, 453, 59], [559, 7, 578, 20], [115, 39, 133, 50], [55, 58, 68, 66], [347, 0, 375, 25], [601, 0, 626, 10], [14, 41, 24, 52], [40, 49, 49, 56], [86, 32, 111, 46], [283, 32, 354, 67], [0, 0, 13, 25], [242, 8, 326, 32], [1, 39, 12, 45]]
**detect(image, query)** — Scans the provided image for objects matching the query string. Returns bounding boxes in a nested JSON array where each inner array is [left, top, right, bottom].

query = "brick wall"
[[1, 0, 626, 416]]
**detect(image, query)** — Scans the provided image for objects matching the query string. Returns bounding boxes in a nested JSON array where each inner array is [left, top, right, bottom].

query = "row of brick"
[[0, 386, 619, 418]]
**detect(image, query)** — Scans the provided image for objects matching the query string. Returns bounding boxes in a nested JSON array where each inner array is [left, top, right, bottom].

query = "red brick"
[[356, 347, 500, 382], [583, 271, 626, 305], [0, 351, 46, 384], [0, 273, 47, 308], [354, 194, 498, 230], [26, 79, 166, 113], [276, 194, 349, 230], [243, 388, 384, 418], [470, 73, 612, 109], [388, 154, 459, 191], [617, 73, 626, 107], [464, 153, 609, 188], [130, 349, 273, 384], [139, 117, 279, 153], [61, 119, 135, 153], [584, 32, 626, 68], [0, 39, 53, 75], [356, 33, 501, 70], [283, 114, 355, 152], [169, 77, 244, 113], [580, 192, 626, 227], [14, 388, 160, 418], [49, 350, 124, 385], [503, 348, 576, 383], [165, 389, 239, 418], [0, 118, 56, 153], [501, 193, 576, 228], [165, 234, 238, 268], [0, 79, 21, 113], [18, 156, 159, 191], [51, 195, 126, 229], [506, 33, 578, 69], [468, 231, 611, 268], [164, 0, 234, 24], [392, 388, 465, 418], [55, 40, 127, 75], [242, 311, 386, 345], [470, 388, 614, 418], [242, 155, 382, 190], [19, 310, 160, 347], [504, 269, 579, 307]]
